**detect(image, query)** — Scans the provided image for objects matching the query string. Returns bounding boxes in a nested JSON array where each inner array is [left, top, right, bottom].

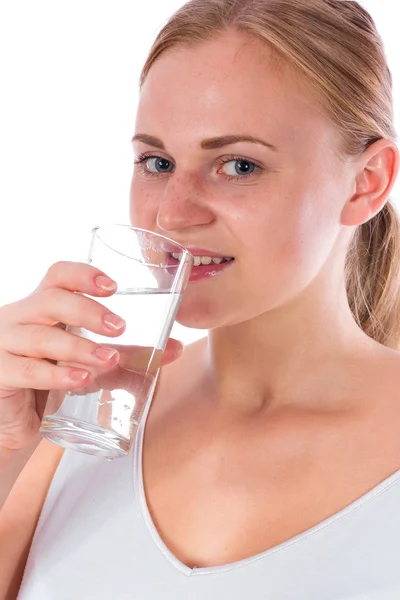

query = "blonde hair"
[[140, 0, 400, 348]]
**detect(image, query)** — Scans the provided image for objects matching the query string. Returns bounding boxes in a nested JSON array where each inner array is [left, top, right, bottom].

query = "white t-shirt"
[[18, 400, 400, 599]]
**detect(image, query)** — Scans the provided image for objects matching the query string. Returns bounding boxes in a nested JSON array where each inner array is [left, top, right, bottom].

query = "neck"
[[205, 277, 378, 416]]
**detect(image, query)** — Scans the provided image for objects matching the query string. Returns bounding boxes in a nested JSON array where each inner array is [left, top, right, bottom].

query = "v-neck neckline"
[[132, 394, 400, 578]]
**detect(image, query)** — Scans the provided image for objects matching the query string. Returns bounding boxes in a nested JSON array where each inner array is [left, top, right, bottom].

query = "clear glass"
[[40, 225, 193, 459]]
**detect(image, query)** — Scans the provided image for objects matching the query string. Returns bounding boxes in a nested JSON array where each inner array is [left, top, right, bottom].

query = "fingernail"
[[104, 313, 126, 330], [96, 276, 117, 291], [94, 346, 118, 361], [70, 369, 91, 382]]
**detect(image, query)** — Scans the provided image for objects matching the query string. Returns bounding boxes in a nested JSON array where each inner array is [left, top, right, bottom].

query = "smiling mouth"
[[171, 252, 235, 266]]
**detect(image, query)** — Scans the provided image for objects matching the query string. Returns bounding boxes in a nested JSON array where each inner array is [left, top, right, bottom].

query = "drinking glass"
[[40, 225, 193, 459]]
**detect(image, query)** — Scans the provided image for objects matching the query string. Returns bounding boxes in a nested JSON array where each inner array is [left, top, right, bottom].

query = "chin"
[[175, 297, 228, 330], [175, 307, 218, 330]]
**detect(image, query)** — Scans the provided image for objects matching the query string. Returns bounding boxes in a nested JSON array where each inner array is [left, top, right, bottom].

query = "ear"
[[340, 139, 399, 227]]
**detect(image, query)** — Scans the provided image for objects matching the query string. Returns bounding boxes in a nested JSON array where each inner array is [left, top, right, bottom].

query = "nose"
[[156, 172, 215, 234]]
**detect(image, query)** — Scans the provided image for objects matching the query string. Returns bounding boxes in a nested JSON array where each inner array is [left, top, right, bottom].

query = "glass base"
[[40, 416, 131, 460]]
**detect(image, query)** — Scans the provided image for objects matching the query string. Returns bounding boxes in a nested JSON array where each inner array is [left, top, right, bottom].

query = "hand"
[[0, 261, 183, 451]]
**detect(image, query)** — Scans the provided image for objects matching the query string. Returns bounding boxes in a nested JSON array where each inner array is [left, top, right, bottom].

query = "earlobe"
[[340, 139, 399, 227]]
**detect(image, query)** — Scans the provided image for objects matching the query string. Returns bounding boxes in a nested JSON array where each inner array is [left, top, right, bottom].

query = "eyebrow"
[[131, 133, 278, 152]]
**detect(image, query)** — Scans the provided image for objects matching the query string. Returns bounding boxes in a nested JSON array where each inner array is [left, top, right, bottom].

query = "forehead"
[[136, 31, 338, 152]]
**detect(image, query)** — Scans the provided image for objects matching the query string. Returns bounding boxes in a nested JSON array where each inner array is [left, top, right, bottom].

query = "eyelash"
[[133, 152, 263, 182]]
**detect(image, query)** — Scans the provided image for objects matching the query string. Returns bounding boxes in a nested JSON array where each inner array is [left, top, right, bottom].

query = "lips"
[[161, 242, 233, 258], [184, 247, 233, 258], [167, 252, 235, 282], [158, 239, 235, 281], [187, 259, 235, 282]]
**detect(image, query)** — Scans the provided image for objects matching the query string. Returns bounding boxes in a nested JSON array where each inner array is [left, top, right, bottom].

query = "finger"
[[76, 364, 156, 397], [13, 288, 126, 338], [69, 341, 183, 394], [2, 324, 121, 369], [97, 340, 184, 370], [0, 351, 91, 391], [34, 261, 119, 298], [161, 339, 184, 366]]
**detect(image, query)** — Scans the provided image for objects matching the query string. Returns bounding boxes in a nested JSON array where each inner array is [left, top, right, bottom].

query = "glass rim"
[[91, 223, 193, 265]]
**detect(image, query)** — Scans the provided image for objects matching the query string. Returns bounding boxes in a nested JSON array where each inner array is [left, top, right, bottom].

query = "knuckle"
[[45, 261, 68, 280], [66, 334, 90, 361], [80, 296, 105, 324], [0, 350, 8, 379], [75, 298, 100, 329], [77, 336, 94, 356], [41, 287, 63, 305], [33, 324, 54, 350], [20, 357, 39, 381]]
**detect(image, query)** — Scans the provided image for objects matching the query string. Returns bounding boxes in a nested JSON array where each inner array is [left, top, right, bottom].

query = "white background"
[[0, 1, 398, 345]]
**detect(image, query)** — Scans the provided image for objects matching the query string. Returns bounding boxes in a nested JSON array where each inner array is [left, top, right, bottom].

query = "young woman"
[[1, 0, 400, 598]]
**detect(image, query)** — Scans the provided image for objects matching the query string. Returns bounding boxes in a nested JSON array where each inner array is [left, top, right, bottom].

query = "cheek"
[[241, 185, 341, 293], [129, 177, 158, 229]]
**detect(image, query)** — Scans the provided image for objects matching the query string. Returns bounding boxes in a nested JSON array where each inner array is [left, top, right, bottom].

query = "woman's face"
[[130, 31, 354, 329]]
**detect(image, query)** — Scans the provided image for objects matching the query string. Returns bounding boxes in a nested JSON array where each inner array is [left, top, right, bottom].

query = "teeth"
[[171, 252, 233, 266], [172, 252, 233, 267]]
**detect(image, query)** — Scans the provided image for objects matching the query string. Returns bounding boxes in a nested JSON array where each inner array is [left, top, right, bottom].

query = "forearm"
[[0, 434, 42, 511]]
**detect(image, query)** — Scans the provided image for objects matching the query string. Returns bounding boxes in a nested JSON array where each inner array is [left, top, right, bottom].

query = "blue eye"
[[222, 158, 257, 177], [216, 157, 261, 181], [145, 157, 174, 173], [134, 153, 262, 181]]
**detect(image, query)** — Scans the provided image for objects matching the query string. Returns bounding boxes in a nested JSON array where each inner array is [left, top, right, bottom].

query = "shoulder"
[[355, 345, 400, 453], [367, 345, 400, 397]]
